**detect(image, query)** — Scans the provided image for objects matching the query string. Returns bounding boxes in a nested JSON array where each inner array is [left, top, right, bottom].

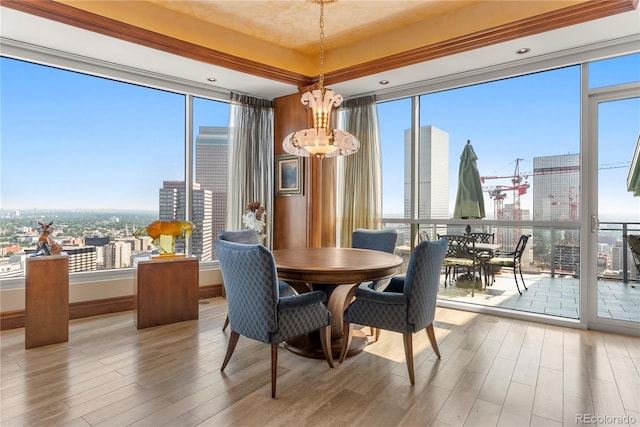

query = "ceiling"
[[1, 0, 639, 100]]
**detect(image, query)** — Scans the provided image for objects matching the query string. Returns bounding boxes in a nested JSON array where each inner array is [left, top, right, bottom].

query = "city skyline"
[[1, 55, 638, 223]]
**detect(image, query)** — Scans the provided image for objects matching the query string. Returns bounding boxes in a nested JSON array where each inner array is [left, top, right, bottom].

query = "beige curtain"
[[226, 93, 274, 247], [337, 95, 382, 247]]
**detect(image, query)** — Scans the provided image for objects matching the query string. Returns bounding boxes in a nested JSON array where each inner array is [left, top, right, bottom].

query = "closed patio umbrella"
[[453, 140, 485, 221]]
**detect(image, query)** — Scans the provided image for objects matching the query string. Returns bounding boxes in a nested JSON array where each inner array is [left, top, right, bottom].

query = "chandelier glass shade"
[[282, 0, 360, 159]]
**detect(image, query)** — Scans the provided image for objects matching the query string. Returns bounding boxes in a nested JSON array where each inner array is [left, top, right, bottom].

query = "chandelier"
[[282, 0, 360, 159]]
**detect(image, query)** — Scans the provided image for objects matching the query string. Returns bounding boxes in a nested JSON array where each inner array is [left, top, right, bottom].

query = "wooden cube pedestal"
[[25, 255, 69, 349], [135, 256, 199, 329]]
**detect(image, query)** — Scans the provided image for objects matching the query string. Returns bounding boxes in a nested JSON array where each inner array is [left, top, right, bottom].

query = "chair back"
[[438, 234, 475, 259], [403, 238, 448, 331], [352, 228, 397, 253], [219, 229, 260, 244], [470, 232, 494, 244], [214, 239, 278, 343], [513, 234, 531, 261]]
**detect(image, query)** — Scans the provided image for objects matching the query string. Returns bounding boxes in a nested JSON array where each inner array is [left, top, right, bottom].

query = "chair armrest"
[[384, 276, 405, 293], [278, 290, 326, 311], [355, 285, 407, 305]]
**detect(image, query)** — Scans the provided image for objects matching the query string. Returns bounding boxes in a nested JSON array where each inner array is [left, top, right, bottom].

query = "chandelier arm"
[[282, 0, 359, 159]]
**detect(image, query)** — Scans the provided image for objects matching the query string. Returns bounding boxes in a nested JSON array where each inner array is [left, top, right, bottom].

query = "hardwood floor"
[[1, 298, 638, 426]]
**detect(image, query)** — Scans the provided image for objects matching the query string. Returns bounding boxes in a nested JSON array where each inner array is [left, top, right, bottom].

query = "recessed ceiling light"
[[206, 77, 217, 82], [516, 48, 531, 55], [379, 80, 389, 85]]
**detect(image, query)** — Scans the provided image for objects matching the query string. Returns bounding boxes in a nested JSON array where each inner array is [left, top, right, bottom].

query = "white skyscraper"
[[195, 126, 228, 258], [401, 125, 449, 244]]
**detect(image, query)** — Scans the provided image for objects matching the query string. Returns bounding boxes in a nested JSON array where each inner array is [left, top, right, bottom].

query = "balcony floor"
[[436, 271, 640, 322]]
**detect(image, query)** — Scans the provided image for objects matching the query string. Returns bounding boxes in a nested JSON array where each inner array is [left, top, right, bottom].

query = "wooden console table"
[[25, 255, 69, 349], [135, 256, 199, 329]]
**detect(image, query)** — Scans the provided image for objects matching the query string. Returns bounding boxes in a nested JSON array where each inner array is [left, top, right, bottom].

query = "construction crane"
[[549, 194, 578, 222], [481, 158, 530, 247], [481, 158, 628, 246]]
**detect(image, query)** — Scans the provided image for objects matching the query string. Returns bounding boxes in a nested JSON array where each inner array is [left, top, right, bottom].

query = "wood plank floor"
[[1, 298, 638, 426]]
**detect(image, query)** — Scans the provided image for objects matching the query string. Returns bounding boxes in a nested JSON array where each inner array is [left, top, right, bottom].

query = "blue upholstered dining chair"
[[218, 229, 296, 332], [339, 238, 448, 385], [352, 228, 398, 290], [214, 239, 334, 398], [351, 228, 398, 340]]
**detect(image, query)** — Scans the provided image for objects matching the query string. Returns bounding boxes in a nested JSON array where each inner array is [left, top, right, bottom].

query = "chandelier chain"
[[318, 0, 325, 91]]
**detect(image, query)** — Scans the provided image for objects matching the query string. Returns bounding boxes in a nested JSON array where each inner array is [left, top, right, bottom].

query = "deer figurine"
[[34, 221, 62, 256]]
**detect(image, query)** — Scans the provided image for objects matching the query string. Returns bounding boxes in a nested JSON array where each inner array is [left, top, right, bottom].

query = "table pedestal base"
[[284, 329, 367, 360]]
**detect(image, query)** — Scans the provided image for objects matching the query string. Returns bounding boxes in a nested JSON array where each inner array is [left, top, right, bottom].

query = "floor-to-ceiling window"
[[191, 97, 230, 262], [0, 56, 231, 281], [379, 52, 639, 328]]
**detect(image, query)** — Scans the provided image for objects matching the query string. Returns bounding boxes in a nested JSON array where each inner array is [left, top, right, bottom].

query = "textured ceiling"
[[54, 0, 590, 74], [3, 0, 638, 99], [144, 0, 479, 53]]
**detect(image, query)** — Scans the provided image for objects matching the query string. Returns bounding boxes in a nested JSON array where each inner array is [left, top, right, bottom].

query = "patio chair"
[[438, 234, 480, 296], [469, 232, 496, 286], [215, 239, 334, 398], [339, 239, 448, 385], [486, 234, 531, 295], [218, 229, 296, 332]]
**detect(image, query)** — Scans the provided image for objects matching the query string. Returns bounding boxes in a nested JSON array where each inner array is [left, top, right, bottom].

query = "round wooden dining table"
[[272, 247, 403, 360]]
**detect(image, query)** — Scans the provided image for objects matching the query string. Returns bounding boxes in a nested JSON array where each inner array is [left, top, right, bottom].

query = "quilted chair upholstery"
[[215, 239, 334, 398], [352, 228, 398, 292], [219, 229, 261, 244], [351, 228, 398, 340], [340, 239, 448, 385], [218, 229, 296, 331]]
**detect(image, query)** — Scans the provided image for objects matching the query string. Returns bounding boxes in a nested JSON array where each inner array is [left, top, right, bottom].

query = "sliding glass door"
[[588, 86, 640, 333]]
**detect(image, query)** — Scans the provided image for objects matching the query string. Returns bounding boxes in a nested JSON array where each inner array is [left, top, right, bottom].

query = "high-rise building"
[[195, 126, 228, 256], [401, 126, 449, 244], [159, 180, 213, 261], [532, 153, 580, 272], [612, 240, 639, 278], [103, 241, 127, 269], [533, 154, 580, 222]]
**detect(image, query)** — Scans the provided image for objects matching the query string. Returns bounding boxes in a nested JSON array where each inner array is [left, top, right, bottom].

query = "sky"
[[379, 54, 640, 222], [1, 54, 639, 222]]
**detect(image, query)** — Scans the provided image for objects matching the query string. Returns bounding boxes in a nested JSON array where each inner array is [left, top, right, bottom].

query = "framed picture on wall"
[[276, 154, 303, 196]]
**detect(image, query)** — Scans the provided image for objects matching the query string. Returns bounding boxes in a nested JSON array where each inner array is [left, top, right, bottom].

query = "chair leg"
[[402, 333, 415, 385], [518, 263, 528, 291], [271, 343, 278, 398], [374, 327, 380, 342], [339, 322, 353, 364], [425, 323, 441, 359], [319, 325, 334, 368], [221, 330, 240, 371], [222, 314, 229, 332], [513, 266, 522, 295]]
